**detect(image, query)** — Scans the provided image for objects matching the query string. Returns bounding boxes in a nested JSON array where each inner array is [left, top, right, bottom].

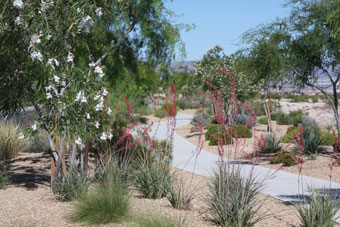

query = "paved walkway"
[[150, 113, 340, 220]]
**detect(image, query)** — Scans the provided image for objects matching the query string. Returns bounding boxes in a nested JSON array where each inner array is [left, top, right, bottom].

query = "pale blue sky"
[[166, 0, 291, 61]]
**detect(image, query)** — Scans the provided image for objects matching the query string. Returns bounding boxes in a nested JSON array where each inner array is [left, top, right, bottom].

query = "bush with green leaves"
[[270, 152, 296, 166], [0, 169, 10, 188], [134, 161, 172, 199], [154, 103, 178, 118], [281, 126, 299, 143], [295, 188, 340, 227], [70, 160, 130, 225], [290, 95, 310, 103], [276, 112, 291, 125], [318, 131, 335, 146], [259, 134, 282, 154], [257, 117, 268, 125], [54, 168, 90, 201], [237, 114, 256, 129], [295, 129, 323, 156], [0, 121, 26, 162], [207, 164, 265, 227], [276, 110, 306, 126], [311, 96, 318, 103], [231, 124, 252, 138], [301, 115, 319, 131]]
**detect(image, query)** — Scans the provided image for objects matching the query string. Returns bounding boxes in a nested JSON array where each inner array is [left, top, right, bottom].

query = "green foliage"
[[311, 96, 318, 103], [259, 134, 282, 154], [166, 176, 196, 210], [191, 113, 210, 127], [231, 125, 253, 138], [0, 121, 26, 162], [281, 126, 299, 143], [249, 101, 266, 116], [237, 114, 256, 129], [70, 160, 130, 225], [276, 110, 305, 126], [290, 95, 310, 103], [54, 168, 90, 202], [296, 129, 323, 156], [136, 214, 186, 227], [27, 134, 50, 154], [257, 117, 268, 125], [154, 103, 178, 118], [207, 164, 265, 227], [205, 124, 219, 141], [295, 188, 340, 227], [270, 152, 296, 166], [134, 161, 171, 199], [0, 169, 10, 188], [319, 131, 335, 146]]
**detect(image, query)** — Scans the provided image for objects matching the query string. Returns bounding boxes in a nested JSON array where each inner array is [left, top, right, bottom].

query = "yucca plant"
[[207, 163, 266, 227], [295, 188, 340, 227]]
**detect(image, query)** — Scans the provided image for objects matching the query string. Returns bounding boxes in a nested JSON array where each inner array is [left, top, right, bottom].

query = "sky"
[[166, 0, 291, 61]]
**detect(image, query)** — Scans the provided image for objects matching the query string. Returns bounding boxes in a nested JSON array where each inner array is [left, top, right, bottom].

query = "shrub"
[[207, 164, 265, 227], [290, 110, 305, 127], [0, 121, 26, 162], [166, 176, 197, 210], [70, 161, 130, 224], [191, 113, 210, 127], [301, 116, 319, 131], [311, 96, 318, 103], [236, 114, 256, 129], [231, 125, 252, 138], [54, 168, 90, 201], [0, 169, 10, 188], [318, 131, 335, 146], [276, 112, 291, 125], [205, 124, 219, 141], [27, 134, 50, 153], [257, 117, 267, 125], [296, 129, 323, 156], [249, 101, 266, 116], [295, 188, 340, 227], [291, 95, 309, 102], [134, 162, 171, 199], [154, 103, 178, 118], [270, 151, 296, 166], [281, 126, 299, 143], [259, 134, 282, 154], [136, 214, 186, 227]]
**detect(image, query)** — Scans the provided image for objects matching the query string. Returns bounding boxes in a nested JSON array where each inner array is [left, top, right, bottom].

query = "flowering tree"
[[0, 0, 184, 192], [193, 45, 258, 124]]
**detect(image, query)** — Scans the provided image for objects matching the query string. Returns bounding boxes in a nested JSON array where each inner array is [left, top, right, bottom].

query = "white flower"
[[107, 107, 112, 115], [46, 34, 52, 40], [67, 52, 73, 63], [94, 94, 101, 100], [102, 88, 108, 96], [47, 58, 53, 66], [18, 133, 25, 140], [32, 124, 37, 131], [81, 96, 87, 103], [31, 34, 41, 45], [95, 103, 103, 111], [95, 121, 100, 128], [100, 132, 107, 140], [15, 16, 22, 25], [108, 133, 113, 140], [75, 137, 82, 145], [46, 92, 52, 99], [95, 8, 103, 17], [54, 59, 59, 66], [76, 8, 81, 13], [89, 62, 95, 67], [94, 65, 103, 75], [45, 85, 52, 91], [75, 91, 82, 102], [13, 0, 24, 9], [41, 0, 54, 12], [53, 75, 60, 83], [86, 113, 90, 119], [30, 51, 43, 62]]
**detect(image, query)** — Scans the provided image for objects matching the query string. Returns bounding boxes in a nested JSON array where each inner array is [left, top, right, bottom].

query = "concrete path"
[[150, 113, 340, 216]]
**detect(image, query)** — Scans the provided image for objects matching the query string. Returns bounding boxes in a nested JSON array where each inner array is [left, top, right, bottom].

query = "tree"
[[283, 0, 340, 145], [194, 45, 258, 124], [239, 22, 289, 131], [0, 0, 186, 192]]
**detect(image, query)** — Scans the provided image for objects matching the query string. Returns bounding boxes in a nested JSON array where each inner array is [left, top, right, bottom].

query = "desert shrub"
[[207, 164, 265, 227], [259, 134, 282, 154], [231, 125, 252, 138], [311, 96, 318, 103], [270, 152, 296, 166], [54, 168, 90, 201], [205, 124, 219, 141], [301, 116, 319, 131], [154, 103, 178, 118], [134, 161, 172, 199], [0, 121, 26, 162], [290, 110, 305, 127], [191, 113, 210, 127], [296, 129, 323, 155], [270, 111, 280, 121], [318, 131, 335, 146], [295, 188, 340, 227], [237, 114, 256, 129], [291, 95, 309, 102], [249, 101, 266, 116], [281, 126, 299, 143], [137, 213, 186, 227], [270, 93, 282, 100], [257, 117, 267, 125], [209, 135, 234, 146], [70, 160, 130, 224], [27, 134, 50, 153], [166, 175, 197, 210], [276, 112, 291, 125]]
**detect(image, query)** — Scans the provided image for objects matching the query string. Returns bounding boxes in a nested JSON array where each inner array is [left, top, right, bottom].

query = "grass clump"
[[295, 188, 340, 227], [207, 164, 265, 227], [136, 213, 186, 227], [259, 134, 282, 154], [70, 160, 130, 225], [0, 121, 26, 162], [134, 161, 171, 199], [270, 151, 296, 166]]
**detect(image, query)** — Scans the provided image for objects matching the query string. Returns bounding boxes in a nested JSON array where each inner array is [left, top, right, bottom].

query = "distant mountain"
[[170, 61, 195, 73]]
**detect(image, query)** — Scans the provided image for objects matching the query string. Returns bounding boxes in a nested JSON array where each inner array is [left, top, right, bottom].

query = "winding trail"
[[150, 113, 340, 220]]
